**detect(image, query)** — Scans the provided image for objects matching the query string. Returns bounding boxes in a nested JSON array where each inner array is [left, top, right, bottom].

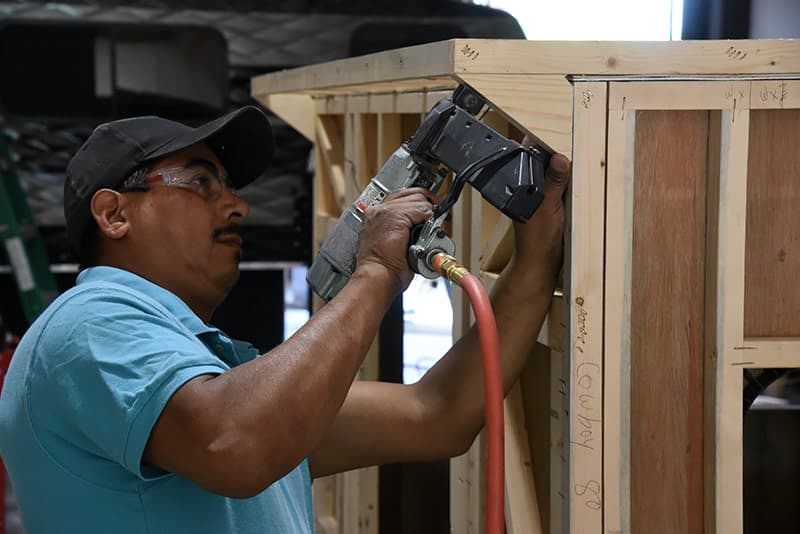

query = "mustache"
[[213, 225, 243, 240]]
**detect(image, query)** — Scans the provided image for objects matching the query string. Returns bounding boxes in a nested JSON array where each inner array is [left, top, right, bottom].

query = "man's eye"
[[188, 174, 213, 189]]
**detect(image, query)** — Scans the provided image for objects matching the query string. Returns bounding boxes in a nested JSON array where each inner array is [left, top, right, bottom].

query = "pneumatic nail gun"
[[307, 84, 551, 301]]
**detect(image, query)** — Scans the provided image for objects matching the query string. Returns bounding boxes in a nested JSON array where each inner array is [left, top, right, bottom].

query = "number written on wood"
[[574, 479, 602, 510]]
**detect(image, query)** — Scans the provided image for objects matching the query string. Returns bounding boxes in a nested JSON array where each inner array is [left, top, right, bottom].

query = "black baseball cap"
[[64, 105, 273, 257]]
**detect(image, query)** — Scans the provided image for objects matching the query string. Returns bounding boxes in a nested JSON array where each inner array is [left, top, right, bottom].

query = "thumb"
[[543, 152, 571, 204]]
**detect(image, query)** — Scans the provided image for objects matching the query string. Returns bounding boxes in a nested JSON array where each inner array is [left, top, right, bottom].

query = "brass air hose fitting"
[[431, 253, 470, 284]]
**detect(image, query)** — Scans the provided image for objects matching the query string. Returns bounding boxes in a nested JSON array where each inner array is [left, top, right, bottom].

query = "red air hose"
[[433, 254, 504, 534]]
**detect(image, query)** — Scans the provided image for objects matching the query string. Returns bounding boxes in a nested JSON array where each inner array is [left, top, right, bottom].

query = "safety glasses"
[[121, 161, 238, 201]]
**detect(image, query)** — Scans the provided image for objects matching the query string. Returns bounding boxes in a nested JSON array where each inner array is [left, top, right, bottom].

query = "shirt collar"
[[76, 266, 219, 336]]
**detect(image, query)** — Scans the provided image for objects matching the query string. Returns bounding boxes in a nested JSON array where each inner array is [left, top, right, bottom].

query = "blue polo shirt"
[[0, 266, 314, 533]]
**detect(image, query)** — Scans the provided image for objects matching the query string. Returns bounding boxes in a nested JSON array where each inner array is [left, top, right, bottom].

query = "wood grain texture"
[[504, 380, 544, 534], [567, 81, 606, 534], [250, 39, 456, 95], [450, 185, 484, 534], [315, 115, 346, 214], [744, 109, 800, 337], [609, 81, 750, 111], [520, 342, 553, 533], [630, 110, 707, 534], [252, 39, 800, 97], [479, 216, 513, 275], [456, 74, 573, 155], [750, 80, 800, 109], [256, 93, 315, 141], [703, 111, 722, 534], [603, 107, 636, 534], [315, 90, 453, 115], [710, 108, 750, 534], [354, 114, 378, 189], [452, 39, 800, 76], [739, 339, 800, 367]]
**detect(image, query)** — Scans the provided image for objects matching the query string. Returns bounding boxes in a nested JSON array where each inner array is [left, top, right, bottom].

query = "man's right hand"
[[355, 187, 435, 295]]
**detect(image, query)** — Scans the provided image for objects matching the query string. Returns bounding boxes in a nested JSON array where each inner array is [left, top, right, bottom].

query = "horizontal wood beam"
[[315, 90, 454, 115], [608, 81, 751, 111], [735, 339, 800, 368], [452, 39, 800, 76], [252, 40, 456, 96], [252, 38, 800, 97]]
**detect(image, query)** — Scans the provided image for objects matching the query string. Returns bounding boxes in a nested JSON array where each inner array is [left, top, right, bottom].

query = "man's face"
[[121, 143, 251, 310]]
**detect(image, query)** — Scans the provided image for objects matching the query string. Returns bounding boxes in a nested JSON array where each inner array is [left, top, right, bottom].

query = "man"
[[0, 105, 569, 532]]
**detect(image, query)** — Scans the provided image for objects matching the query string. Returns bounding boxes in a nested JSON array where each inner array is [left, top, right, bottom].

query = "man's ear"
[[90, 189, 130, 241]]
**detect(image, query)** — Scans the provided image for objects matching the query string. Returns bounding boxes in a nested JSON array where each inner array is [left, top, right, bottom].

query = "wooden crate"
[[252, 39, 800, 534]]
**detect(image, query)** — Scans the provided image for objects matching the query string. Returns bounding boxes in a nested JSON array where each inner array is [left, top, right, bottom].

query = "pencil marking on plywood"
[[572, 291, 603, 516], [727, 87, 746, 117], [759, 82, 788, 108], [581, 90, 594, 109], [460, 44, 480, 61], [725, 88, 746, 100], [574, 479, 602, 510], [575, 298, 587, 349], [726, 46, 748, 61], [572, 362, 600, 453]]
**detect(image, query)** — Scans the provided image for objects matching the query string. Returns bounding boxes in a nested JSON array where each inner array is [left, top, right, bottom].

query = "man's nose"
[[222, 187, 250, 220]]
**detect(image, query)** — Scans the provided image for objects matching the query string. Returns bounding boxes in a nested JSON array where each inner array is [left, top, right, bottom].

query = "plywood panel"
[[630, 110, 708, 534], [744, 109, 800, 338]]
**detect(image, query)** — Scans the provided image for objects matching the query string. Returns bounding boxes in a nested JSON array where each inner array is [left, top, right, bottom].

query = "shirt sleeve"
[[29, 287, 229, 480]]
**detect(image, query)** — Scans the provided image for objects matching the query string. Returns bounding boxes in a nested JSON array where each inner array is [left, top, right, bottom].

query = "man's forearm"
[[200, 264, 397, 483]]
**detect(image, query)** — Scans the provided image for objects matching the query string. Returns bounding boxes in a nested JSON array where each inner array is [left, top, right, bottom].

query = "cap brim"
[[148, 105, 273, 189]]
